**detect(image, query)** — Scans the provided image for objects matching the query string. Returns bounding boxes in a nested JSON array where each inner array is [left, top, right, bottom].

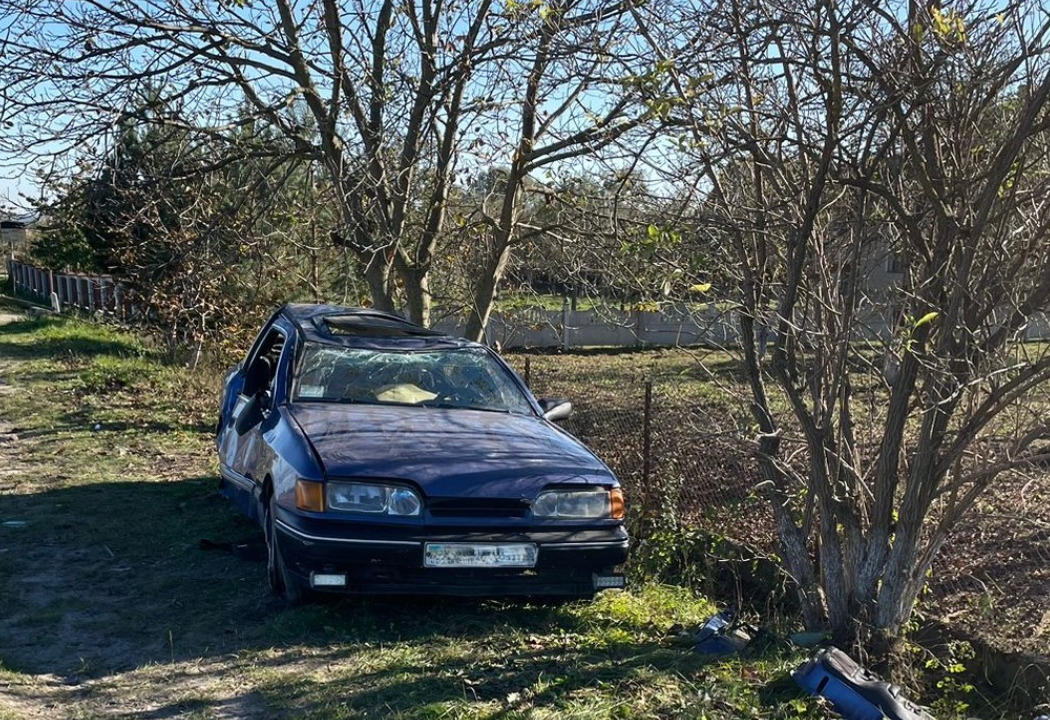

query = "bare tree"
[[638, 0, 1050, 652], [455, 0, 658, 339], [0, 0, 660, 330]]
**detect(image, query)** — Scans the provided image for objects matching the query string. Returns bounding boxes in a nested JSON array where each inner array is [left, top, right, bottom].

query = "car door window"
[[243, 329, 287, 407]]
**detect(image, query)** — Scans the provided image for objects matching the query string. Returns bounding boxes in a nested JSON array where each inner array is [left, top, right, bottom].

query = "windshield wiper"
[[418, 401, 512, 414]]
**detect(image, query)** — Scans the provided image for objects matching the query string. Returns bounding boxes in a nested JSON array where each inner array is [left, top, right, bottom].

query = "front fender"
[[258, 407, 325, 511]]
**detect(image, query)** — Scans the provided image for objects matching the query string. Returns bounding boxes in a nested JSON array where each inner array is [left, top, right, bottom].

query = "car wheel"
[[265, 495, 308, 605]]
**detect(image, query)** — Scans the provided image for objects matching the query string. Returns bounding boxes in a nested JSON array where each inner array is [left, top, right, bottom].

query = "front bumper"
[[274, 513, 630, 597]]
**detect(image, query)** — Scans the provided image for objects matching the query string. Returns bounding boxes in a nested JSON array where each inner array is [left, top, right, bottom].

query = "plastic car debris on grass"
[[792, 647, 935, 720], [199, 537, 267, 562], [690, 610, 937, 720], [694, 608, 757, 656]]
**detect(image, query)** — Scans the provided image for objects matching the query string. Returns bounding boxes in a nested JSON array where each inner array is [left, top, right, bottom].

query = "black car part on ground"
[[792, 647, 935, 720]]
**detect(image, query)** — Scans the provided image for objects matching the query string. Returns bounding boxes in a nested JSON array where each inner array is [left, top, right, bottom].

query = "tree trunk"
[[364, 259, 396, 314], [464, 243, 513, 342], [403, 269, 430, 327]]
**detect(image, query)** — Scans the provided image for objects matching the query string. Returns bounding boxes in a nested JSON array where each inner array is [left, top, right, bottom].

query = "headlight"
[[326, 481, 422, 516], [532, 489, 615, 519]]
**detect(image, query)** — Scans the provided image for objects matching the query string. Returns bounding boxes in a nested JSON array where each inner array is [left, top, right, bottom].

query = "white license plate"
[[424, 542, 538, 568]]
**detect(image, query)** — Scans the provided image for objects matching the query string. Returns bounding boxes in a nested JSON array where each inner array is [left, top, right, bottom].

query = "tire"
[[265, 495, 308, 605]]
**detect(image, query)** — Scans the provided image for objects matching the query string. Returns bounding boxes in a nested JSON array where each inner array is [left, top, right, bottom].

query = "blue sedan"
[[216, 304, 629, 603]]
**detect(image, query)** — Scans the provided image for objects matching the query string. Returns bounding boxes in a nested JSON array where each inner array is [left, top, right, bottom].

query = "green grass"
[[240, 586, 827, 720], [0, 304, 845, 719], [0, 303, 1025, 719]]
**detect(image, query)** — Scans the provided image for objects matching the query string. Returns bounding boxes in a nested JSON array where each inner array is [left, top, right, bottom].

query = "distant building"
[[1, 219, 31, 257]]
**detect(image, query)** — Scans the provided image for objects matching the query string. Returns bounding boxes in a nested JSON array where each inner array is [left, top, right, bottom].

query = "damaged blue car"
[[216, 304, 628, 603]]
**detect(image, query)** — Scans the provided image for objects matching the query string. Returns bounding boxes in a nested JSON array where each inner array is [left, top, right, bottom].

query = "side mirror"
[[539, 397, 573, 422]]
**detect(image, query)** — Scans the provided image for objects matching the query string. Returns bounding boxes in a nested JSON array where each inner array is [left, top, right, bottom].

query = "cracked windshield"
[[295, 345, 533, 415]]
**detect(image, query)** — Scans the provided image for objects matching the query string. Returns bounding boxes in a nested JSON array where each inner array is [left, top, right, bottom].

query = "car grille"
[[427, 497, 530, 518]]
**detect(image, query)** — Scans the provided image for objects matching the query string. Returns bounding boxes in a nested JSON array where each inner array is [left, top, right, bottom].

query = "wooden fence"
[[5, 258, 134, 320]]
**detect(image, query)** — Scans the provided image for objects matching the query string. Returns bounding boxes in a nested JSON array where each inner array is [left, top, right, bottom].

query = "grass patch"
[[243, 592, 823, 720], [0, 305, 1024, 719]]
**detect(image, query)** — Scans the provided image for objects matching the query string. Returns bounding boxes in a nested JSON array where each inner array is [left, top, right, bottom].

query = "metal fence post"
[[561, 297, 570, 352], [643, 380, 652, 489]]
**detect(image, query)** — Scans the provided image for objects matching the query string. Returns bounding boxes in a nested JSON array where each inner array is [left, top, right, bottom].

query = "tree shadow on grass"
[[240, 627, 822, 720], [4, 478, 1003, 720], [0, 479, 603, 677], [0, 478, 272, 677], [8, 412, 217, 440]]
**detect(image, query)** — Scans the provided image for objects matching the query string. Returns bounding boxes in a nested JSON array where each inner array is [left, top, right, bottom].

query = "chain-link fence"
[[508, 351, 776, 551], [507, 350, 1050, 664]]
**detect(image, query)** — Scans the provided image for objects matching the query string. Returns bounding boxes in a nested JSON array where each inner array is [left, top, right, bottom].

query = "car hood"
[[288, 403, 613, 498]]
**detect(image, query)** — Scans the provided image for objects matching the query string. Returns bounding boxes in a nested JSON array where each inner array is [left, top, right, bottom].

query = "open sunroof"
[[319, 314, 445, 338]]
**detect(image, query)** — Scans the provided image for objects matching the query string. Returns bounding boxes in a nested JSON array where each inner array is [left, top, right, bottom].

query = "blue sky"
[[0, 0, 662, 221], [0, 172, 37, 216]]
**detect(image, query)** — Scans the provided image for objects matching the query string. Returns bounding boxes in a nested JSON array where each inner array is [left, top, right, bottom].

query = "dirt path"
[[0, 310, 73, 716], [0, 311, 27, 482], [0, 309, 275, 719]]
